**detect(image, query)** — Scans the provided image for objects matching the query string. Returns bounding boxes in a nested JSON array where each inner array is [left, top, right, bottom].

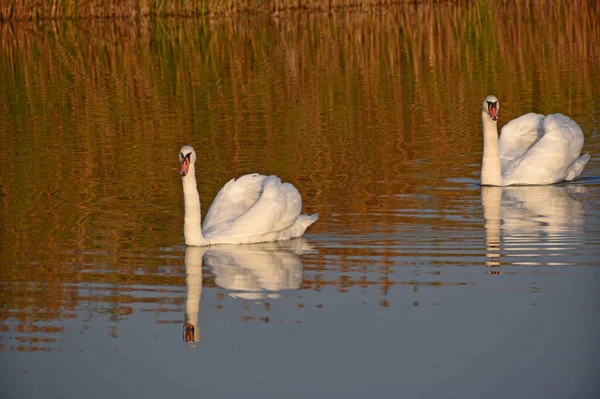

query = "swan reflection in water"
[[183, 239, 314, 343], [482, 185, 585, 268]]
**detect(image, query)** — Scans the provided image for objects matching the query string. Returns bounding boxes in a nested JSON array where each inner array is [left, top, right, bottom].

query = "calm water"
[[1, 3, 600, 398]]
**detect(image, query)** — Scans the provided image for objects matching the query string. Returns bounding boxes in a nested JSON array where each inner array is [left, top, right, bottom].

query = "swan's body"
[[480, 95, 589, 186], [179, 145, 318, 246]]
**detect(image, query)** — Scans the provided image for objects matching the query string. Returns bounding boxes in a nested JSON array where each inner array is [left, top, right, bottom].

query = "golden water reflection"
[[1, 1, 599, 351]]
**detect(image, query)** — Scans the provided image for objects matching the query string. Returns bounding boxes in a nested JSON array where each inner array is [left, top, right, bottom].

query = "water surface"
[[1, 3, 599, 398]]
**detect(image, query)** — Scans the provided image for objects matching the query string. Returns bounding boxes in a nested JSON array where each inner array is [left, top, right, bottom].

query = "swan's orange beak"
[[488, 103, 498, 121], [180, 157, 190, 177]]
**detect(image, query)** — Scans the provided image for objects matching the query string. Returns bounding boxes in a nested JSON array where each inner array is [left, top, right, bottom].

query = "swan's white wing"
[[202, 173, 267, 231], [276, 182, 303, 229], [499, 113, 545, 169], [503, 114, 585, 185], [204, 175, 302, 243]]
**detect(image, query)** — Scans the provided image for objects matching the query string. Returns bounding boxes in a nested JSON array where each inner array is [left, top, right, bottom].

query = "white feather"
[[202, 173, 267, 231]]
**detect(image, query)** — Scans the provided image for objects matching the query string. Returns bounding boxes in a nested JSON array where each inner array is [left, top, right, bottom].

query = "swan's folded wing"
[[502, 114, 585, 184], [202, 173, 267, 231], [528, 114, 584, 161], [544, 113, 585, 151], [499, 113, 544, 169], [276, 182, 303, 229], [204, 175, 300, 242]]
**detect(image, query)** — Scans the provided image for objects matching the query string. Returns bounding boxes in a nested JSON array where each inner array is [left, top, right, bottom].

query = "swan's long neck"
[[182, 165, 207, 246], [481, 112, 504, 186]]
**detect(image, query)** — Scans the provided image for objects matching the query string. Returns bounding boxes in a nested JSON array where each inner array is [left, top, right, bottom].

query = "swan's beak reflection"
[[180, 157, 190, 177], [183, 322, 196, 342]]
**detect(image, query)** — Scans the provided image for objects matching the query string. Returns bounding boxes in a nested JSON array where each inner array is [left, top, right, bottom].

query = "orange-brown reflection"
[[0, 1, 599, 347]]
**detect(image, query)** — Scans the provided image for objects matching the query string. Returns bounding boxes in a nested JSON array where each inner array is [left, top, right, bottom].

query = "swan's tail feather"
[[566, 153, 590, 181], [278, 213, 318, 241], [301, 213, 319, 228]]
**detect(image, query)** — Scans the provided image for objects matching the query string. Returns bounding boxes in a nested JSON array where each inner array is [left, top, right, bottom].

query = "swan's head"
[[179, 145, 196, 177], [482, 95, 499, 122]]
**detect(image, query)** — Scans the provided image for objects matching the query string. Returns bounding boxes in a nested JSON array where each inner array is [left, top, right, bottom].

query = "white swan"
[[480, 95, 590, 186], [179, 145, 318, 246]]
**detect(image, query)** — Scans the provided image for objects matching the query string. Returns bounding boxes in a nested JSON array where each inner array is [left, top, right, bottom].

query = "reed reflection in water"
[[0, 1, 599, 398]]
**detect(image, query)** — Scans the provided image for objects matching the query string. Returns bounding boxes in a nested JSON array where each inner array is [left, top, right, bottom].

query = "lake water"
[[1, 3, 599, 398]]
